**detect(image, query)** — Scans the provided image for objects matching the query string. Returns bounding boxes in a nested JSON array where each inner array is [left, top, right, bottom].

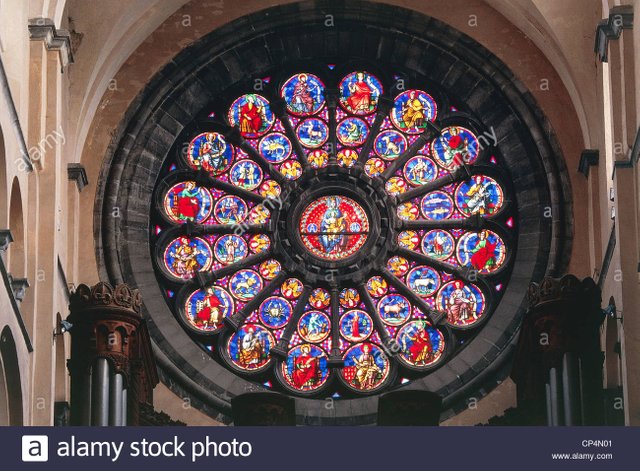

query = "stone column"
[[67, 282, 158, 426]]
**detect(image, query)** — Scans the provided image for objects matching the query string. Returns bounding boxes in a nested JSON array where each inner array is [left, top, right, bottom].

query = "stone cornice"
[[595, 5, 634, 62], [0, 230, 33, 352], [578, 149, 599, 177], [68, 163, 89, 192], [70, 282, 142, 317], [0, 229, 13, 253], [612, 126, 640, 178], [28, 18, 74, 69]]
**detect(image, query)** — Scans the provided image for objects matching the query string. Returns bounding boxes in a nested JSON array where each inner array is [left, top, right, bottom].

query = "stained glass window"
[[151, 65, 515, 397]]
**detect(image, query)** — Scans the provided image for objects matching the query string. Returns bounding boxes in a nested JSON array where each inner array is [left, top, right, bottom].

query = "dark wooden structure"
[[67, 282, 159, 426], [510, 275, 605, 425]]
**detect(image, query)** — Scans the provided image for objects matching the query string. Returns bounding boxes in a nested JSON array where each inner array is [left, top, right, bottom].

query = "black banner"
[[3, 426, 636, 470]]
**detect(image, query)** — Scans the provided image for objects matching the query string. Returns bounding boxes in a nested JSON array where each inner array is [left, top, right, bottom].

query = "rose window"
[[151, 66, 514, 397]]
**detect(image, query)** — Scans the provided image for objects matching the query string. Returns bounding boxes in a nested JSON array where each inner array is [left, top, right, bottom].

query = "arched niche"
[[0, 326, 23, 425], [54, 313, 68, 401], [8, 178, 25, 278], [604, 307, 622, 389], [0, 127, 7, 226], [0, 348, 9, 425]]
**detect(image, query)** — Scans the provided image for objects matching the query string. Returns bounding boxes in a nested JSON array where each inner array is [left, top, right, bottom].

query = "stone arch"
[[8, 178, 25, 278], [0, 343, 8, 425], [0, 326, 23, 425], [52, 0, 70, 27], [0, 126, 7, 226]]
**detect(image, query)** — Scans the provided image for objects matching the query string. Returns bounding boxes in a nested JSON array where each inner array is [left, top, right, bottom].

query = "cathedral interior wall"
[[0, 0, 638, 425]]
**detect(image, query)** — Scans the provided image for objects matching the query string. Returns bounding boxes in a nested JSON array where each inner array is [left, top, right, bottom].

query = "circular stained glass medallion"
[[374, 130, 407, 160], [341, 343, 391, 392], [396, 321, 446, 368], [163, 182, 212, 224], [214, 235, 248, 265], [378, 294, 411, 326], [229, 159, 263, 191], [186, 132, 234, 176], [183, 286, 234, 333], [421, 191, 454, 220], [298, 195, 370, 261], [259, 133, 292, 164], [227, 94, 274, 139], [431, 126, 479, 169], [280, 344, 330, 393], [340, 309, 373, 342], [337, 117, 369, 146], [298, 311, 331, 343], [456, 230, 507, 274], [455, 175, 505, 217], [163, 236, 213, 280], [339, 71, 383, 115], [281, 73, 326, 116], [214, 195, 248, 224], [225, 324, 274, 372], [436, 280, 486, 328], [422, 230, 455, 261], [404, 155, 438, 186], [296, 118, 329, 148], [391, 89, 437, 133], [259, 296, 292, 329]]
